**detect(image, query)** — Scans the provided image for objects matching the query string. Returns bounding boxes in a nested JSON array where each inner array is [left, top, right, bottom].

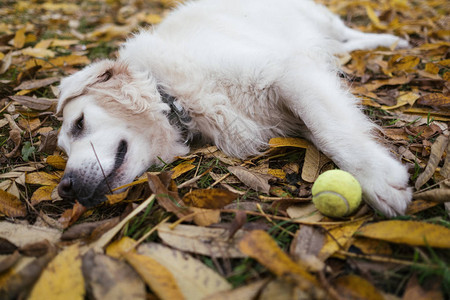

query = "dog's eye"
[[74, 114, 84, 133]]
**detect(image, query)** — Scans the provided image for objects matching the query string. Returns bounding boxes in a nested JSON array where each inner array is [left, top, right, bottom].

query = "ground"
[[0, 0, 449, 299]]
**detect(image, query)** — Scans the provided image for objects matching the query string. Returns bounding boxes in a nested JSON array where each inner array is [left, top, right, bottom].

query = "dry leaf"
[[29, 244, 84, 300], [402, 274, 444, 300], [25, 172, 60, 186], [0, 221, 61, 247], [301, 144, 321, 183], [45, 155, 67, 170], [14, 77, 60, 91], [352, 237, 392, 256], [228, 166, 271, 194], [182, 188, 237, 209], [239, 230, 322, 296], [334, 274, 384, 300], [9, 95, 56, 111], [290, 225, 326, 272], [189, 207, 221, 226], [286, 203, 323, 223], [413, 189, 450, 203], [82, 250, 146, 300], [415, 135, 449, 189], [417, 93, 450, 108], [211, 279, 268, 300], [158, 223, 246, 258], [125, 251, 184, 300], [138, 243, 231, 299], [357, 220, 450, 248], [269, 137, 310, 148], [171, 159, 196, 179], [30, 185, 55, 206], [13, 27, 26, 49], [105, 236, 137, 259], [0, 190, 27, 217], [318, 220, 365, 260]]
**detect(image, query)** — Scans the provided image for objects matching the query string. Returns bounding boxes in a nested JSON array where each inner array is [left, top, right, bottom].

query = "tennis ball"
[[312, 170, 362, 218]]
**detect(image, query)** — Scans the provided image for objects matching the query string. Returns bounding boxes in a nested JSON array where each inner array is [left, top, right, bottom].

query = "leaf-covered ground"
[[0, 0, 449, 299]]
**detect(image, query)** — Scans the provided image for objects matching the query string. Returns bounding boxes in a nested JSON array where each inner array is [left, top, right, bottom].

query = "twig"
[[90, 141, 113, 194]]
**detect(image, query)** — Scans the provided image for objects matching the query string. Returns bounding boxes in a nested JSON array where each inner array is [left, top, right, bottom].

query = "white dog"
[[56, 0, 411, 216]]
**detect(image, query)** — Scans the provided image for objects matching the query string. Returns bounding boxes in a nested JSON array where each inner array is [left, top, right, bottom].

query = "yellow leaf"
[[18, 117, 41, 132], [0, 52, 4, 60], [425, 62, 440, 75], [13, 27, 26, 49], [25, 172, 60, 186], [34, 39, 52, 49], [190, 207, 221, 226], [182, 188, 237, 209], [41, 3, 79, 13], [239, 230, 319, 291], [381, 91, 420, 110], [50, 39, 79, 47], [106, 236, 137, 259], [0, 190, 27, 217], [29, 244, 85, 300], [125, 251, 184, 300], [31, 185, 56, 206], [267, 168, 286, 180], [144, 14, 163, 24], [365, 6, 387, 30], [171, 159, 195, 179], [388, 55, 420, 72], [318, 220, 365, 260], [352, 237, 392, 256], [269, 137, 310, 148], [26, 55, 91, 70], [46, 155, 67, 170], [22, 47, 55, 58], [335, 274, 384, 300], [357, 220, 450, 248]]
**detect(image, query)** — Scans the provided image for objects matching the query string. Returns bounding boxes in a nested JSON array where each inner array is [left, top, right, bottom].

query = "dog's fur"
[[57, 0, 412, 216]]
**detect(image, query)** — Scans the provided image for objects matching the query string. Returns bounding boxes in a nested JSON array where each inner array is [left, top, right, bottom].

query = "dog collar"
[[157, 86, 192, 144]]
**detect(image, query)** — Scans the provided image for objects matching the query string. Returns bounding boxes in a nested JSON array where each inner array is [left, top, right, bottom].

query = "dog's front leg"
[[278, 60, 412, 216]]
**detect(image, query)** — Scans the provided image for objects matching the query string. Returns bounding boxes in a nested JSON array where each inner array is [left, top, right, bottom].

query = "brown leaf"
[[58, 202, 87, 229], [228, 210, 247, 239], [147, 173, 191, 219], [415, 135, 449, 189], [157, 223, 246, 258], [0, 221, 61, 247], [4, 129, 21, 158], [0, 237, 18, 254], [182, 188, 237, 209], [413, 189, 450, 203], [38, 130, 59, 153], [45, 155, 67, 170], [14, 77, 60, 91], [18, 117, 41, 132], [0, 190, 27, 217], [402, 274, 444, 300], [9, 95, 56, 111], [61, 218, 120, 241], [228, 166, 271, 194], [0, 250, 21, 273], [417, 93, 450, 108], [171, 159, 196, 179], [82, 251, 146, 300], [301, 144, 321, 183], [19, 240, 51, 257], [290, 226, 325, 272]]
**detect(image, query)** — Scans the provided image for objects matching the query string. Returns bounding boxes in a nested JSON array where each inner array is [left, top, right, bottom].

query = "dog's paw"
[[355, 157, 412, 217]]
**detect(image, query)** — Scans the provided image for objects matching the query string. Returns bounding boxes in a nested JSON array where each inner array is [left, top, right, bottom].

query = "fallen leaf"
[[0, 190, 27, 217], [269, 137, 310, 148], [58, 202, 87, 229], [352, 237, 392, 256], [45, 155, 67, 170], [182, 188, 237, 209], [210, 279, 268, 300], [286, 203, 323, 223], [21, 47, 55, 58], [0, 221, 61, 247], [402, 274, 444, 300], [357, 220, 450, 248], [105, 236, 137, 259], [318, 220, 365, 260], [82, 250, 146, 300], [228, 166, 271, 194], [239, 230, 322, 296], [125, 251, 184, 300], [417, 93, 450, 109], [14, 77, 60, 91], [30, 185, 55, 205], [158, 223, 246, 258], [334, 274, 384, 300], [415, 135, 448, 189], [301, 144, 321, 183], [25, 172, 60, 186], [290, 225, 326, 272], [189, 207, 221, 226], [13, 27, 26, 49], [9, 95, 56, 111], [138, 243, 231, 299], [171, 159, 196, 179], [413, 189, 450, 203], [28, 244, 84, 300]]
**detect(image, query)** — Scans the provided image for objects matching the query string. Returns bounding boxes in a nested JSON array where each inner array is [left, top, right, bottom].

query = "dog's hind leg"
[[278, 58, 412, 216]]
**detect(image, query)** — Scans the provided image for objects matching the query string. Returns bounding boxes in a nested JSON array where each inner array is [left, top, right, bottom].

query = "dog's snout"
[[58, 175, 75, 199]]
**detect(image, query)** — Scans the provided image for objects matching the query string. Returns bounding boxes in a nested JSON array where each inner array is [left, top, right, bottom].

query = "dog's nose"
[[58, 176, 75, 199]]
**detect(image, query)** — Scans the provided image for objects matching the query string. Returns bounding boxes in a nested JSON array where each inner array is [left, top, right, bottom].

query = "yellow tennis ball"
[[312, 170, 362, 218]]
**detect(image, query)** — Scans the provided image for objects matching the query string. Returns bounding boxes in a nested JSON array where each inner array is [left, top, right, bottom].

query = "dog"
[[56, 0, 412, 216]]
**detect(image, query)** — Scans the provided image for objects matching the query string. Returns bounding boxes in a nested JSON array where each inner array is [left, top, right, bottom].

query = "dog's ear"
[[56, 60, 116, 116]]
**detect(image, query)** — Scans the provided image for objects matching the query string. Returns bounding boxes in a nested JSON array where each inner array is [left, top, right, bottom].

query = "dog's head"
[[56, 60, 189, 207]]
